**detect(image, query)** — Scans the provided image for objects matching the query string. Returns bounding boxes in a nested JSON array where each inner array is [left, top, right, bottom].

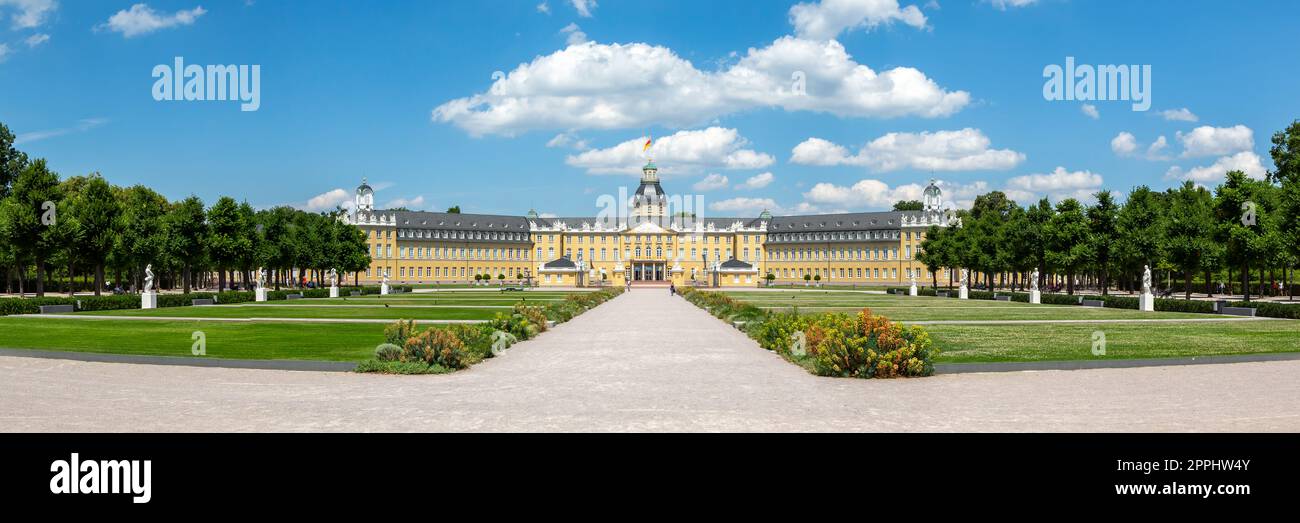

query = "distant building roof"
[[542, 256, 578, 269]]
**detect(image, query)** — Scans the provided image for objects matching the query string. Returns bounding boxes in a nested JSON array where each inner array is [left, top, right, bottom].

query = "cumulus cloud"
[[566, 127, 774, 175], [559, 22, 588, 45], [709, 197, 780, 215], [1110, 132, 1137, 156], [795, 178, 988, 212], [788, 0, 927, 40], [790, 128, 1024, 172], [692, 173, 729, 191], [737, 171, 774, 190], [1165, 151, 1267, 183], [99, 4, 207, 38], [1003, 166, 1103, 204], [383, 195, 429, 210], [433, 37, 969, 136], [1177, 125, 1253, 158], [1146, 135, 1170, 160], [1159, 108, 1198, 122], [0, 0, 57, 29], [303, 188, 352, 213], [1081, 104, 1100, 119], [536, 1, 550, 14], [570, 0, 596, 17]]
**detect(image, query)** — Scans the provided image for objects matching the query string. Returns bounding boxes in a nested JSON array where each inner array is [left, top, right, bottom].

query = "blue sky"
[[1, 0, 1298, 217]]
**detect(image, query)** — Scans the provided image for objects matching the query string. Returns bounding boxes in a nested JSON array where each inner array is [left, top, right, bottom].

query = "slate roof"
[[767, 211, 905, 232]]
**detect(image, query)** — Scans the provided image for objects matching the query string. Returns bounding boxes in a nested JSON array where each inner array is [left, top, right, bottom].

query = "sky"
[[1, 0, 1298, 218]]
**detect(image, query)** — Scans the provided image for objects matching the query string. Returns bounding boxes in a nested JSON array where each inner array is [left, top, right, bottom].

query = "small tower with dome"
[[923, 179, 943, 212], [631, 159, 666, 219], [356, 177, 375, 213]]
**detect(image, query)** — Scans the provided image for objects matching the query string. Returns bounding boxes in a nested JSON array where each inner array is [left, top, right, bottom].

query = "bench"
[[1222, 306, 1256, 317], [994, 295, 1011, 302], [500, 286, 525, 292], [286, 293, 304, 300], [191, 299, 215, 306], [936, 291, 949, 298], [1081, 299, 1105, 308], [349, 291, 362, 296], [38, 304, 75, 314]]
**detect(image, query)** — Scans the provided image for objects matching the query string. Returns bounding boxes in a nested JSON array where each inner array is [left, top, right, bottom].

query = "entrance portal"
[[632, 262, 666, 281]]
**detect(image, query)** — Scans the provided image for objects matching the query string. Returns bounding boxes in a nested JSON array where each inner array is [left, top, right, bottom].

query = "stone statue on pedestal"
[[143, 264, 155, 292], [1142, 265, 1152, 294], [255, 267, 266, 290], [959, 268, 968, 287], [1031, 268, 1039, 292], [327, 268, 338, 287]]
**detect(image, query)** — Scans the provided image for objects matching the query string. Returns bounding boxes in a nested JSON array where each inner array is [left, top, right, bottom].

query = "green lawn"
[[929, 321, 1300, 363], [727, 292, 1211, 321], [0, 317, 378, 361], [70, 304, 501, 321]]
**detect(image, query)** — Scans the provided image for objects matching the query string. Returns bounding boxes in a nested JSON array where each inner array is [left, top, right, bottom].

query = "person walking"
[[669, 282, 676, 296]]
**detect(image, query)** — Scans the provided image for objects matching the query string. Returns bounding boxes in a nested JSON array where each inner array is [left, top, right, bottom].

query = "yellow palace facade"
[[340, 161, 957, 288]]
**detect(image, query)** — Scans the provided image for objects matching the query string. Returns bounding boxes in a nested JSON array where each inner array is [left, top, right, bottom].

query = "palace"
[[340, 161, 957, 287]]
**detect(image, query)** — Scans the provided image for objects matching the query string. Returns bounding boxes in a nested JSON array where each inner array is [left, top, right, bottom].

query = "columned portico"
[[631, 261, 666, 281]]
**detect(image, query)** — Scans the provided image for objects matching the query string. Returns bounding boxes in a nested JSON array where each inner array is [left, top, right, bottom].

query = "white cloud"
[[737, 171, 774, 190], [790, 128, 1024, 172], [709, 197, 779, 215], [1165, 151, 1267, 183], [570, 0, 596, 17], [988, 0, 1038, 9], [14, 117, 108, 144], [536, 1, 550, 14], [692, 173, 729, 191], [559, 22, 588, 46], [433, 36, 969, 136], [788, 0, 927, 40], [0, 43, 8, 63], [566, 127, 774, 175], [1004, 166, 1103, 204], [545, 132, 588, 149], [1177, 124, 1253, 158], [303, 188, 352, 212], [1146, 135, 1169, 160], [0, 0, 56, 29], [1110, 132, 1137, 156], [1159, 108, 1198, 122], [24, 32, 49, 47], [796, 178, 988, 212], [383, 195, 428, 210], [99, 4, 207, 38], [1081, 103, 1099, 119]]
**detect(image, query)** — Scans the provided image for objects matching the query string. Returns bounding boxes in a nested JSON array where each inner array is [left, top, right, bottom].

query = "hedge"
[[0, 285, 408, 317]]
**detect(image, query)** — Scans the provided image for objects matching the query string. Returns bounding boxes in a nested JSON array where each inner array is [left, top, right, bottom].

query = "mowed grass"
[[929, 321, 1300, 363], [72, 305, 500, 321], [0, 317, 377, 361], [725, 291, 1210, 321]]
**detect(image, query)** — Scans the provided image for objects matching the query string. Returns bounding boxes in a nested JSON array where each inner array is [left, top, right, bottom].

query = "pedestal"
[[329, 286, 339, 298], [909, 284, 918, 296], [1139, 292, 1155, 312], [255, 288, 268, 302], [141, 291, 157, 309], [1029, 290, 1041, 304], [380, 283, 390, 295], [959, 285, 969, 300]]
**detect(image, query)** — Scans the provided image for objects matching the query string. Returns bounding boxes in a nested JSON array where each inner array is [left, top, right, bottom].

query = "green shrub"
[[374, 343, 403, 361], [355, 360, 451, 374], [384, 319, 416, 346]]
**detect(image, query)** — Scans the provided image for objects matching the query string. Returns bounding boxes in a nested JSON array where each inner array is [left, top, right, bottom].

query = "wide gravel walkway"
[[2, 289, 1297, 432]]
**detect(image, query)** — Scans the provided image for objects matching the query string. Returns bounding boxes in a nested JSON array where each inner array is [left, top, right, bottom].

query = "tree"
[[1271, 120, 1300, 299], [1, 159, 63, 296], [1024, 198, 1054, 291], [0, 123, 28, 198], [207, 196, 250, 291], [917, 225, 952, 289], [166, 196, 207, 294], [1115, 186, 1165, 293], [892, 200, 923, 211], [67, 175, 121, 295], [1087, 191, 1119, 295], [1165, 182, 1215, 299], [1045, 199, 1092, 294], [1214, 171, 1275, 302], [446, 206, 461, 214], [117, 185, 169, 292]]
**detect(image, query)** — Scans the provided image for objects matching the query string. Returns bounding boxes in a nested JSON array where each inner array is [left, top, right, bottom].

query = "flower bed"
[[357, 287, 624, 374], [681, 288, 937, 379]]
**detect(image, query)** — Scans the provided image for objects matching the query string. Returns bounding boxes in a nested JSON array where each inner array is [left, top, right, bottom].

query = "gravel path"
[[2, 289, 1297, 432]]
